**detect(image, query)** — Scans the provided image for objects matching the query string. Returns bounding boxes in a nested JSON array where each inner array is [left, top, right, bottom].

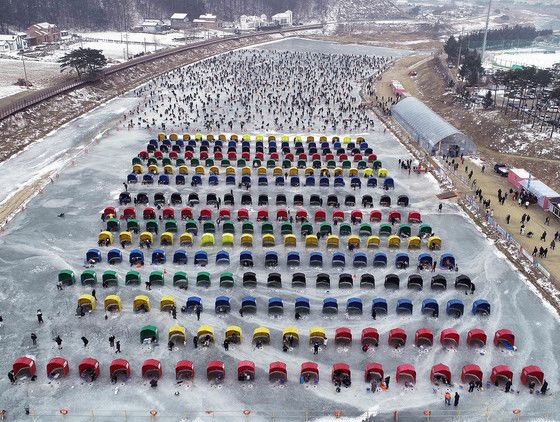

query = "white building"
[[0, 34, 28, 51], [193, 13, 218, 29], [142, 19, 164, 33], [271, 10, 293, 26], [239, 14, 267, 31], [170, 13, 189, 29]]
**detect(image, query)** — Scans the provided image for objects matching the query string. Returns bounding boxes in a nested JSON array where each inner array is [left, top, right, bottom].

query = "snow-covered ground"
[[491, 48, 560, 70], [0, 39, 559, 421], [0, 59, 63, 100]]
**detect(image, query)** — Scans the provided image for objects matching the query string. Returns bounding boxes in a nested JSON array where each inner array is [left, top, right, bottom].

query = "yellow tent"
[[160, 296, 176, 311], [231, 134, 239, 141], [160, 232, 174, 245], [140, 232, 154, 244], [364, 168, 374, 177], [182, 133, 191, 141], [262, 234, 275, 247], [218, 134, 227, 141], [104, 295, 122, 312], [307, 135, 315, 142], [132, 164, 143, 174], [253, 327, 271, 343], [294, 135, 302, 142], [241, 234, 253, 247], [180, 232, 193, 246], [427, 236, 442, 250], [280, 135, 289, 142], [309, 327, 326, 344], [282, 326, 300, 342], [241, 166, 251, 175], [225, 326, 243, 343], [367, 236, 381, 248], [387, 235, 401, 248], [157, 132, 166, 141], [304, 167, 314, 176], [169, 133, 178, 141], [305, 235, 319, 248], [255, 134, 263, 141], [98, 231, 113, 245], [242, 134, 251, 141], [169, 325, 187, 344], [257, 166, 267, 175], [343, 136, 351, 144], [349, 168, 358, 176], [164, 165, 174, 174], [197, 325, 215, 342], [195, 165, 205, 175], [326, 235, 340, 248], [273, 167, 283, 176], [319, 135, 327, 142], [378, 168, 388, 177], [78, 294, 96, 311], [334, 168, 343, 176], [209, 166, 220, 175], [221, 233, 234, 247], [284, 234, 297, 247], [178, 165, 189, 175], [408, 236, 422, 249], [119, 231, 133, 244], [201, 233, 215, 247], [148, 164, 159, 174], [207, 134, 215, 141], [288, 167, 298, 176], [347, 235, 360, 249], [226, 166, 236, 175], [133, 295, 150, 312]]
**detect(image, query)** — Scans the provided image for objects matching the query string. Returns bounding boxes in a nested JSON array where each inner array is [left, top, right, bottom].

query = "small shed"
[[507, 168, 531, 189]]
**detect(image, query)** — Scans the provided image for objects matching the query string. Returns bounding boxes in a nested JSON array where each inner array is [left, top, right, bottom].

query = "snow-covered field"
[[0, 59, 63, 100], [0, 39, 559, 421], [492, 48, 560, 70]]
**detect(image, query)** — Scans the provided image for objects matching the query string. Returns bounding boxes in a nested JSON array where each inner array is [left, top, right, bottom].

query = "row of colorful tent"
[[155, 132, 368, 143], [15, 355, 540, 386]]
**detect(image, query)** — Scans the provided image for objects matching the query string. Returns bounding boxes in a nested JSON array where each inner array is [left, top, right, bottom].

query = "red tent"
[[369, 210, 382, 222], [104, 207, 116, 219], [79, 357, 100, 381], [257, 209, 269, 221], [414, 328, 433, 346], [185, 151, 194, 159], [285, 153, 294, 161], [139, 150, 149, 159], [332, 363, 351, 382], [269, 361, 287, 382], [353, 153, 363, 162], [46, 357, 69, 378], [255, 152, 264, 161], [175, 360, 194, 381], [311, 153, 320, 160], [181, 207, 193, 220], [270, 152, 279, 160], [364, 363, 384, 382], [162, 208, 175, 220], [388, 210, 401, 222], [142, 359, 162, 379], [12, 357, 36, 379], [301, 362, 319, 382], [490, 365, 513, 385], [351, 210, 363, 222], [227, 151, 237, 160], [339, 153, 348, 161], [407, 210, 422, 223], [169, 151, 178, 159], [521, 365, 544, 385], [440, 328, 460, 346], [361, 328, 379, 346], [200, 151, 209, 160], [325, 153, 334, 161], [276, 209, 288, 221], [241, 151, 250, 160], [333, 210, 345, 222], [154, 150, 163, 159], [396, 364, 416, 383], [237, 208, 250, 221], [237, 360, 256, 381], [143, 207, 156, 220], [109, 358, 130, 380], [314, 210, 326, 222], [388, 328, 407, 348], [493, 329, 515, 348], [296, 209, 308, 220], [466, 329, 487, 347], [207, 360, 225, 380], [461, 364, 483, 383], [368, 153, 378, 162], [430, 363, 451, 383], [214, 151, 223, 160], [199, 208, 213, 220], [122, 207, 136, 220], [219, 208, 231, 220], [335, 327, 352, 344]]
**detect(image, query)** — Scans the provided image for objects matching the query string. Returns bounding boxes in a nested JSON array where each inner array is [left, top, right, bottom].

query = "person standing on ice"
[[541, 380, 548, 394], [54, 335, 62, 349], [109, 336, 115, 348], [115, 341, 121, 353], [81, 336, 89, 347], [454, 392, 460, 406], [384, 376, 390, 389], [195, 305, 201, 321], [444, 390, 451, 405], [313, 343, 319, 355], [8, 370, 15, 384], [36, 310, 43, 324], [31, 333, 37, 346]]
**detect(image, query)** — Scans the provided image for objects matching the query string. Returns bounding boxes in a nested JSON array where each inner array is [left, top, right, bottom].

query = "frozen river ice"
[[0, 39, 559, 421]]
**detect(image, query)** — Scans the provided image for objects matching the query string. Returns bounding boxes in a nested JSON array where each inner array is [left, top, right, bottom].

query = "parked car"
[[494, 163, 509, 177]]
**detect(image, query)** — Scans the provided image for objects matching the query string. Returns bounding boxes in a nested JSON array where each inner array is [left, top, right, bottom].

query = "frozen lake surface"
[[0, 39, 559, 422]]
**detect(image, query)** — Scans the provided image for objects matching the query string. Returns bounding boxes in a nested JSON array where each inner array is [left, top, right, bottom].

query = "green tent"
[[205, 158, 214, 167], [261, 222, 274, 235], [140, 325, 158, 343], [125, 270, 141, 285], [58, 269, 75, 285], [190, 158, 200, 167], [373, 160, 382, 169], [162, 157, 172, 166], [173, 271, 188, 289], [339, 223, 352, 236], [197, 271, 211, 287], [165, 220, 178, 233], [297, 159, 306, 169], [357, 160, 367, 169], [127, 219, 140, 233], [219, 272, 234, 288], [379, 223, 392, 236], [301, 222, 314, 236], [147, 157, 158, 166], [222, 221, 235, 234], [185, 220, 198, 234], [419, 224, 432, 236], [359, 223, 372, 237], [220, 159, 231, 167], [146, 220, 159, 233], [327, 160, 336, 169], [149, 270, 164, 285], [176, 158, 186, 166], [266, 159, 276, 168], [81, 269, 97, 285], [342, 160, 352, 169], [320, 222, 333, 236], [242, 221, 254, 235], [132, 157, 142, 165], [252, 159, 261, 168], [312, 159, 322, 169], [203, 221, 216, 234], [398, 224, 412, 237], [102, 270, 118, 286], [237, 158, 246, 168], [106, 218, 120, 232], [282, 159, 291, 169], [280, 222, 293, 235]]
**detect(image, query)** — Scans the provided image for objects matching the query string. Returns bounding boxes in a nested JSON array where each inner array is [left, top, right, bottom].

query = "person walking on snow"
[[109, 335, 115, 348], [444, 390, 451, 405], [54, 335, 62, 349], [31, 333, 37, 346], [36, 310, 43, 323], [81, 336, 89, 347], [115, 341, 121, 353], [454, 392, 460, 406]]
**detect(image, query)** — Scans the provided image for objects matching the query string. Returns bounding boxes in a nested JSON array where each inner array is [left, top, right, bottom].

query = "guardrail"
[[0, 24, 322, 122]]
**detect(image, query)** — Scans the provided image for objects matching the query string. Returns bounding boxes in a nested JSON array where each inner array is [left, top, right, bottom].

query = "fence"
[[0, 24, 323, 122]]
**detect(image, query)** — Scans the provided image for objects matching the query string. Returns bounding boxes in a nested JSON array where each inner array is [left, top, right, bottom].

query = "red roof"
[[46, 357, 69, 377], [461, 364, 483, 383], [407, 210, 421, 222], [364, 362, 384, 382], [370, 210, 382, 221], [269, 361, 287, 375], [490, 365, 513, 384], [142, 359, 162, 378], [109, 359, 130, 378], [332, 363, 351, 381], [335, 327, 352, 341], [78, 357, 100, 378], [493, 329, 515, 347], [466, 328, 487, 346], [388, 328, 407, 347], [361, 327, 379, 345], [13, 357, 36, 378], [414, 328, 433, 346], [301, 362, 319, 375], [521, 365, 544, 385], [175, 360, 194, 379], [207, 360, 225, 377], [430, 363, 451, 383], [440, 328, 460, 346], [396, 364, 416, 383]]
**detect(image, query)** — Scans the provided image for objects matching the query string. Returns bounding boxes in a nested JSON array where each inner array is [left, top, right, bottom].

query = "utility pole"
[[457, 27, 464, 69], [481, 0, 492, 64], [21, 51, 29, 89]]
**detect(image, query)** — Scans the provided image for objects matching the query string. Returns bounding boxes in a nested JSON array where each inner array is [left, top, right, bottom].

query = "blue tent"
[[265, 251, 279, 267], [208, 175, 219, 186], [241, 140, 250, 149], [395, 253, 409, 269], [186, 296, 202, 312], [214, 140, 222, 148], [191, 175, 202, 186], [149, 139, 159, 147], [334, 176, 345, 187], [322, 298, 338, 313], [421, 298, 439, 316], [129, 249, 144, 265], [383, 178, 394, 189], [161, 138, 171, 146], [446, 299, 464, 317], [275, 176, 285, 186], [258, 176, 268, 186], [305, 176, 315, 186], [295, 297, 310, 313], [290, 176, 300, 187], [347, 142, 356, 150], [440, 253, 456, 269], [353, 252, 368, 267], [372, 298, 388, 314], [320, 141, 329, 150], [287, 251, 300, 266], [151, 249, 166, 265], [175, 174, 186, 185], [215, 296, 231, 313], [418, 253, 433, 266], [268, 297, 284, 313], [86, 248, 102, 263], [173, 249, 188, 265], [350, 177, 361, 188], [194, 250, 208, 266], [158, 174, 169, 185], [281, 141, 289, 149], [396, 299, 413, 314], [127, 174, 138, 184], [175, 139, 184, 147], [309, 252, 323, 267], [319, 177, 329, 187], [226, 175, 236, 185], [107, 249, 123, 264], [367, 177, 377, 188], [143, 174, 154, 184], [216, 250, 230, 265], [332, 252, 346, 267], [240, 250, 254, 267], [347, 298, 363, 314], [241, 296, 257, 313], [472, 299, 491, 316], [373, 252, 388, 267], [333, 142, 342, 149], [228, 140, 237, 149], [241, 175, 251, 186], [360, 142, 368, 150]]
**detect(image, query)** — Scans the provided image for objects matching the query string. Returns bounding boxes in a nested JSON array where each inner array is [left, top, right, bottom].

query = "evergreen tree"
[[444, 35, 459, 61], [58, 48, 107, 78]]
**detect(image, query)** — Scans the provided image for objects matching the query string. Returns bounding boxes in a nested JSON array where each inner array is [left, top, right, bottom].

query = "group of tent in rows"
[[156, 132, 367, 143], [86, 247, 454, 270], [76, 292, 489, 318], [116, 192, 411, 210], [12, 356, 544, 387]]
